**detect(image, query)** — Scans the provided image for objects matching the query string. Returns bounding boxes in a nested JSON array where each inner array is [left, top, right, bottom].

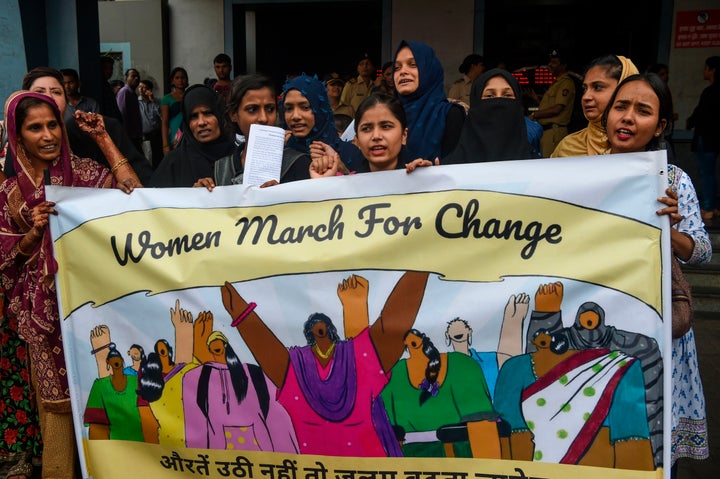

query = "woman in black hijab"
[[150, 84, 236, 187], [443, 68, 533, 164]]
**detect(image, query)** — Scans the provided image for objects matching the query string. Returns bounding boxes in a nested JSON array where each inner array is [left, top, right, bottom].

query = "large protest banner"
[[48, 151, 672, 479]]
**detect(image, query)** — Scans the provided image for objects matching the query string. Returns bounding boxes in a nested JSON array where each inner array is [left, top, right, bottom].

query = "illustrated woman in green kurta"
[[84, 343, 144, 442], [381, 328, 494, 457]]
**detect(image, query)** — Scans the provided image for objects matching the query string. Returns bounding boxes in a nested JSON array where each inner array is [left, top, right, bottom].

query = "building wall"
[[669, 0, 718, 131], [167, 0, 225, 89], [99, 0, 165, 92], [0, 0, 27, 118], [391, 0, 475, 94], [666, 0, 719, 194], [98, 0, 711, 120]]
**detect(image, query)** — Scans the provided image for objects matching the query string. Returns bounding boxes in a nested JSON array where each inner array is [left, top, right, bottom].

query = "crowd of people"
[[0, 41, 714, 479]]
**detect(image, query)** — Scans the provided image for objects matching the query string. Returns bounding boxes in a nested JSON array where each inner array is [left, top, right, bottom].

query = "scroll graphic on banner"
[[48, 151, 672, 479]]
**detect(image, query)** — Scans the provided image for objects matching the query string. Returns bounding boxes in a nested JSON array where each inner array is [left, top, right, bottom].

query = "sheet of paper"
[[340, 120, 356, 142], [243, 124, 285, 186]]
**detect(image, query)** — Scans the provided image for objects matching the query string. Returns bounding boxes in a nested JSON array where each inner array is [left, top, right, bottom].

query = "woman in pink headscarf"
[[0, 90, 140, 479]]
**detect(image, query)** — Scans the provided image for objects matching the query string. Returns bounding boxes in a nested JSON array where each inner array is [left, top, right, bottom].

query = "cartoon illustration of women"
[[494, 326, 654, 469], [381, 328, 496, 458], [220, 271, 429, 457], [83, 343, 145, 442], [524, 282, 663, 466], [444, 292, 530, 399], [138, 300, 201, 446], [182, 330, 298, 452], [124, 344, 144, 376]]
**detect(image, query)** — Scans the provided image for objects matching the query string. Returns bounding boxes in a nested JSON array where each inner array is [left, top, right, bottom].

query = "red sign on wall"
[[675, 10, 720, 48]]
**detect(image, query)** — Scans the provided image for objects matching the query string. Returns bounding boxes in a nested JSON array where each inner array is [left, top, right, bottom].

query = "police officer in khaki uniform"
[[340, 53, 376, 116], [448, 54, 485, 105], [529, 51, 576, 157]]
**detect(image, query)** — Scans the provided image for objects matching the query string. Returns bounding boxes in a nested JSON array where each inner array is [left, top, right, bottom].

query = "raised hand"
[[193, 310, 215, 363], [170, 299, 193, 331], [534, 282, 564, 313], [75, 111, 107, 137], [337, 274, 370, 306], [221, 282, 251, 320], [504, 292, 530, 324], [90, 324, 112, 378], [169, 299, 193, 363], [338, 274, 370, 338]]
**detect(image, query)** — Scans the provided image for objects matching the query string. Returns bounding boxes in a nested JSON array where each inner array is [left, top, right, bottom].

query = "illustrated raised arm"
[[338, 274, 370, 338], [525, 281, 564, 353], [220, 282, 289, 388], [496, 292, 530, 368], [169, 299, 194, 364], [369, 271, 430, 371], [193, 310, 215, 363], [534, 281, 563, 312], [90, 325, 112, 378]]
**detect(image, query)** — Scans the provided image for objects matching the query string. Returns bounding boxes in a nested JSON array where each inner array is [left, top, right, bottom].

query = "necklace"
[[313, 342, 336, 359]]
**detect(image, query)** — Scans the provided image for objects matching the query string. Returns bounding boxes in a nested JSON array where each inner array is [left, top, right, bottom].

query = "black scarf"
[[150, 84, 235, 187], [443, 69, 533, 164]]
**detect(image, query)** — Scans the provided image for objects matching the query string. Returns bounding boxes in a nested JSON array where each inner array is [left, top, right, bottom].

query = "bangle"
[[111, 158, 129, 173], [231, 302, 257, 327], [90, 342, 115, 355]]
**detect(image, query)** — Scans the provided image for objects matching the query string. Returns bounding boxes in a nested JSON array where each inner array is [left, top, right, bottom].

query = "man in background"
[[528, 50, 575, 157], [116, 68, 143, 152], [212, 53, 233, 102], [448, 54, 485, 105], [341, 53, 376, 116], [61, 68, 101, 122], [138, 78, 163, 169], [100, 55, 123, 121]]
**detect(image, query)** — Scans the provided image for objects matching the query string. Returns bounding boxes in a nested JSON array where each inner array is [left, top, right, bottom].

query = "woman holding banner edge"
[[0, 90, 140, 479], [603, 73, 710, 476]]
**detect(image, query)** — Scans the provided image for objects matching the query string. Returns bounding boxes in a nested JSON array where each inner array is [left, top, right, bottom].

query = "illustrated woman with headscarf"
[[182, 330, 298, 452], [524, 282, 662, 467], [380, 328, 495, 458], [220, 271, 429, 457], [495, 282, 655, 470]]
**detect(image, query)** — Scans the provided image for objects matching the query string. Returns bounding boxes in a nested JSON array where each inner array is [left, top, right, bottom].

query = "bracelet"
[[90, 342, 115, 355], [231, 302, 257, 327], [111, 158, 129, 173]]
